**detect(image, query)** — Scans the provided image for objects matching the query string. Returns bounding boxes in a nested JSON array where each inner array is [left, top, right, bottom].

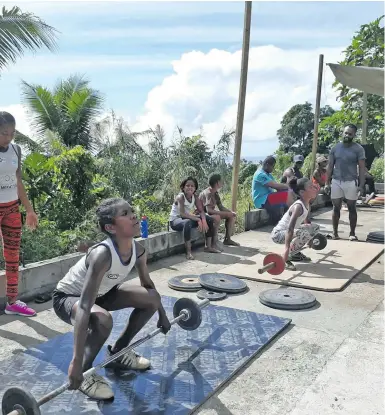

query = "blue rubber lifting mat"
[[0, 296, 291, 414]]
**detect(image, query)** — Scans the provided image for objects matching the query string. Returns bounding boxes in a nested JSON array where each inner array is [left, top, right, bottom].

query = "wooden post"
[[231, 1, 252, 212], [311, 54, 324, 174], [362, 92, 368, 144]]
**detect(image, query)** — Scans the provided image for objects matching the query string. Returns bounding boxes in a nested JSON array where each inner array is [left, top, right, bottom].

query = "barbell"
[[258, 233, 328, 276], [2, 297, 210, 415]]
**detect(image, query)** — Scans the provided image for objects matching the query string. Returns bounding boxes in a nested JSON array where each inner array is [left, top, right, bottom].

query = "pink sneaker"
[[5, 300, 36, 317]]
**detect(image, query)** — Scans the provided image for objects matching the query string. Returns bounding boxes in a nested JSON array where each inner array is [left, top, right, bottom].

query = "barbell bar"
[[257, 233, 328, 276], [3, 297, 210, 415]]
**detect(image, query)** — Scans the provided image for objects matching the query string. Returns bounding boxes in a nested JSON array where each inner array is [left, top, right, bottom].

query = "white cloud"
[[0, 104, 32, 137], [132, 45, 343, 154]]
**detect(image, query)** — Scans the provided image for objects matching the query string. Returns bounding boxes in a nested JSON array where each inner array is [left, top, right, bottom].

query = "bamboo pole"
[[231, 1, 252, 212], [362, 92, 368, 144], [311, 54, 324, 173]]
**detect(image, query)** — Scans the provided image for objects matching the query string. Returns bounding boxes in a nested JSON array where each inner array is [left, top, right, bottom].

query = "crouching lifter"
[[271, 177, 320, 271], [52, 198, 171, 401]]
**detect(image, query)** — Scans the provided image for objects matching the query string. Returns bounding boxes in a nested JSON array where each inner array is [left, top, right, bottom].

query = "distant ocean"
[[226, 156, 265, 164]]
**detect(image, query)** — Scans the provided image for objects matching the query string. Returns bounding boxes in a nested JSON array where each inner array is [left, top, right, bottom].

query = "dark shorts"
[[52, 284, 122, 326]]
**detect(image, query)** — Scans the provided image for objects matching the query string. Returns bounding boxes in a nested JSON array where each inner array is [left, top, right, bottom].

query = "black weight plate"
[[196, 289, 227, 301], [173, 298, 202, 331], [259, 288, 316, 310], [2, 386, 41, 415], [366, 238, 384, 244], [168, 275, 202, 291], [312, 233, 327, 250], [367, 231, 384, 240], [199, 273, 247, 294]]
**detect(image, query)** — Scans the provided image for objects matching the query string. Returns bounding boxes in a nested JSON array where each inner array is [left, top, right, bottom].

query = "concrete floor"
[[0, 206, 384, 414]]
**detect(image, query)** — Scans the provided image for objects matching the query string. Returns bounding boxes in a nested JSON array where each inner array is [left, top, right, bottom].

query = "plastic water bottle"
[[140, 216, 149, 238]]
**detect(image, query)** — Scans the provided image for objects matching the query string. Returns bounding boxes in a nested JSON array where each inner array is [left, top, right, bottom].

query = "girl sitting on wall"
[[169, 177, 219, 260]]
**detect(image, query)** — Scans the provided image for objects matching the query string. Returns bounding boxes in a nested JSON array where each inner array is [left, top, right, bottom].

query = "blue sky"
[[1, 1, 383, 156]]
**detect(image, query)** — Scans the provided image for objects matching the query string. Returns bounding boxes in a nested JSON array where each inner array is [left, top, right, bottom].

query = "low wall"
[[375, 183, 384, 193], [0, 229, 205, 303], [244, 193, 330, 231], [0, 194, 331, 303]]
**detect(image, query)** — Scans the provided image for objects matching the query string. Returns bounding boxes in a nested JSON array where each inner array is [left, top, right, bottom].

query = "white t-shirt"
[[56, 238, 138, 296]]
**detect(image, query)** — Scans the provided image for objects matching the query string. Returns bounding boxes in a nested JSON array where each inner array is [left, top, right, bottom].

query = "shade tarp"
[[327, 63, 384, 97]]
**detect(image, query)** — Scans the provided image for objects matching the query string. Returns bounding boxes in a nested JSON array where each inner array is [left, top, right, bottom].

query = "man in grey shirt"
[[326, 124, 365, 241]]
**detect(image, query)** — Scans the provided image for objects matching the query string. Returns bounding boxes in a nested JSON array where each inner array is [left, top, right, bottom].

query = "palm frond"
[[14, 129, 43, 153], [20, 80, 62, 139], [0, 6, 58, 71]]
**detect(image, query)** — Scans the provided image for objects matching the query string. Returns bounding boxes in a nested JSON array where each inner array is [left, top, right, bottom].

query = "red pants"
[[265, 191, 289, 205], [0, 200, 22, 301]]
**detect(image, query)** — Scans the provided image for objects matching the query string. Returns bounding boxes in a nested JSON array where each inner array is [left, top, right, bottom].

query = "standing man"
[[325, 124, 365, 241]]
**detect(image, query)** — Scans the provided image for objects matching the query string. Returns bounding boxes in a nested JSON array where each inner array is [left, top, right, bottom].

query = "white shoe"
[[79, 373, 114, 400], [105, 346, 151, 370]]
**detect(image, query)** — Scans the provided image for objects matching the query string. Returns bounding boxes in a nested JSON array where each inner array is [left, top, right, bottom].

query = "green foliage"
[[328, 15, 384, 153], [21, 74, 104, 150], [277, 103, 335, 156], [238, 160, 259, 184], [22, 144, 114, 230], [272, 150, 293, 179], [0, 6, 58, 73], [370, 157, 384, 183], [21, 220, 65, 263]]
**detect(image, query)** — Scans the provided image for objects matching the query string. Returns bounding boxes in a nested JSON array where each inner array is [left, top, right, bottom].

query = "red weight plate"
[[263, 253, 285, 275]]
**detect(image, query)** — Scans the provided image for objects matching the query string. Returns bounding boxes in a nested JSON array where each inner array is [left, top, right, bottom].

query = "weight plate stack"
[[168, 275, 202, 292], [199, 273, 247, 294]]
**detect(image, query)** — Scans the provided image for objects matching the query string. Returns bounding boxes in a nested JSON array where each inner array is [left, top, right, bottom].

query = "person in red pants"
[[0, 111, 38, 316], [252, 156, 295, 225]]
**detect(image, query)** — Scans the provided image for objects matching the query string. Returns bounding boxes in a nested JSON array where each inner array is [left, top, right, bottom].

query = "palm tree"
[[0, 6, 58, 73], [21, 74, 104, 150]]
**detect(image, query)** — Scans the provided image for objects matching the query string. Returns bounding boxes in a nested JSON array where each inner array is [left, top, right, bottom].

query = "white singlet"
[[0, 144, 19, 203], [169, 192, 196, 221], [56, 238, 137, 296], [272, 200, 309, 233]]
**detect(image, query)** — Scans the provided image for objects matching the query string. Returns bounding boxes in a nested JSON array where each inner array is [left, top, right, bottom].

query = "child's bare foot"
[[213, 244, 224, 252], [204, 247, 222, 254], [186, 253, 194, 260]]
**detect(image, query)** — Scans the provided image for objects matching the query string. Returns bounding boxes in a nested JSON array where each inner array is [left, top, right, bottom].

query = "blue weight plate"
[[198, 273, 247, 294]]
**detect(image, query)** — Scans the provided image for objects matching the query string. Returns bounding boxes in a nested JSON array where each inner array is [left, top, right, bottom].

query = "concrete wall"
[[375, 183, 384, 193], [1, 195, 331, 302], [244, 193, 330, 231], [0, 229, 205, 302]]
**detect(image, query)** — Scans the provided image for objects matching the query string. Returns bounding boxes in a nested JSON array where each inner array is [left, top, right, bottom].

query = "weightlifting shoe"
[[79, 373, 114, 400], [289, 252, 311, 262], [105, 345, 151, 371]]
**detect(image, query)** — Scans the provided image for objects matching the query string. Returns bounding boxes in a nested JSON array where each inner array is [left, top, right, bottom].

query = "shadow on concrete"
[[0, 317, 62, 351], [220, 245, 259, 257]]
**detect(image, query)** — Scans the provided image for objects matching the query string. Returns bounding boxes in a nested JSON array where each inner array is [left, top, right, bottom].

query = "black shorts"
[[52, 284, 122, 326]]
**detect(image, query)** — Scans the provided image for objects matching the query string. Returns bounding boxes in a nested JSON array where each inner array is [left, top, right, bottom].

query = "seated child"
[[169, 176, 219, 259]]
